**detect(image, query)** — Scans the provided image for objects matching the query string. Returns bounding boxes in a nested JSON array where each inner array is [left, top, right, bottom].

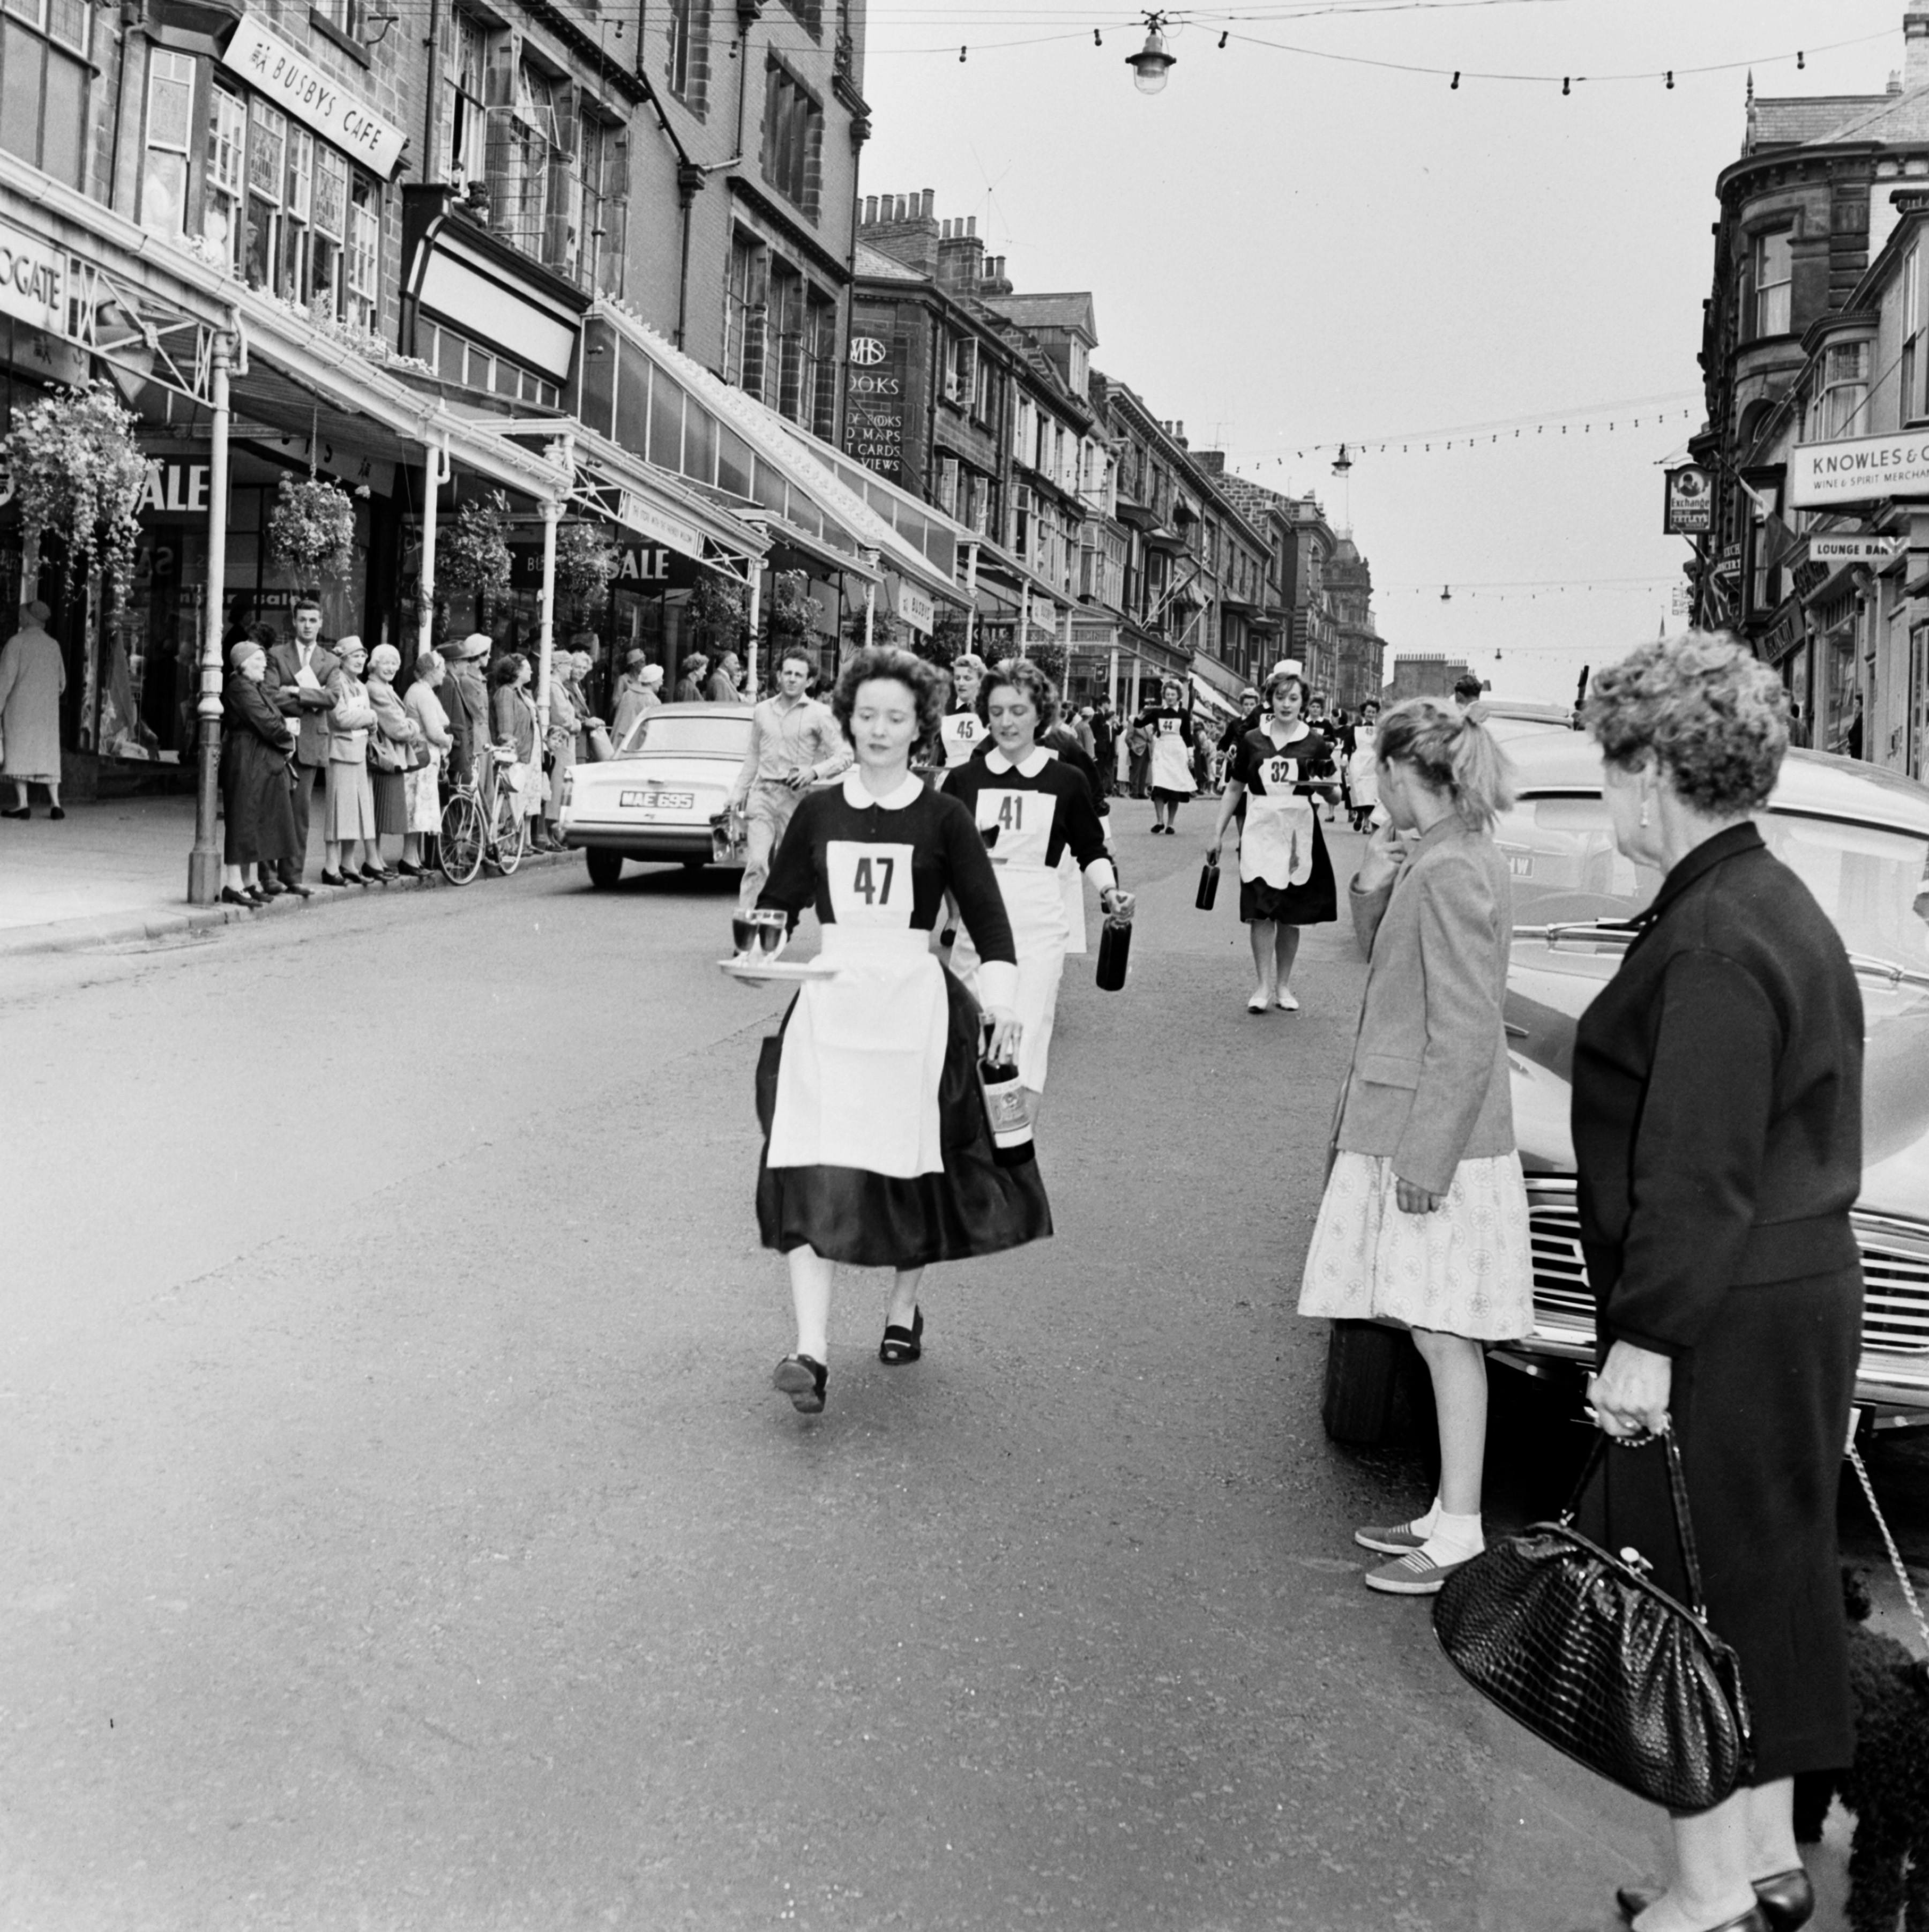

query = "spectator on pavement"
[[364, 644, 421, 882], [612, 657, 663, 743], [676, 652, 711, 704], [263, 596, 339, 884], [1298, 696, 1530, 1595], [1089, 699, 1118, 795], [402, 650, 451, 875], [218, 638, 299, 905], [1125, 712, 1151, 798], [440, 633, 490, 784], [707, 651, 744, 704], [572, 650, 610, 761], [322, 637, 380, 887], [540, 654, 577, 854], [0, 598, 65, 820], [490, 652, 542, 844]]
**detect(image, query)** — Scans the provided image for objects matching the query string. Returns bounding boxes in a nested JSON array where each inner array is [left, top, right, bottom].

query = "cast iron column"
[[186, 332, 231, 906]]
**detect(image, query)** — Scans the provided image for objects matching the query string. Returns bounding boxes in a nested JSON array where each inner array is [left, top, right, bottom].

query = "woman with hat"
[[218, 638, 299, 905], [611, 654, 664, 746], [322, 636, 380, 887], [364, 643, 423, 882]]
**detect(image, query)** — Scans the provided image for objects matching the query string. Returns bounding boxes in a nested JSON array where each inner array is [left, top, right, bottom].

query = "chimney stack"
[[861, 189, 943, 276], [937, 206, 986, 296], [1908, 6, 1929, 92]]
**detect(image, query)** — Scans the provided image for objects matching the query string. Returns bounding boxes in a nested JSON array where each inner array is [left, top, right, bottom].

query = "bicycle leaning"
[[438, 743, 529, 885]]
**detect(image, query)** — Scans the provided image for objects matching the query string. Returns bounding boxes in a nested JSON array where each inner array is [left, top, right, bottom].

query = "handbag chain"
[[1845, 1441, 1929, 1658]]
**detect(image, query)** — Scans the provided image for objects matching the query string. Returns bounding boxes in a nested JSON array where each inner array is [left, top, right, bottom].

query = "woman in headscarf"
[[322, 636, 380, 887], [218, 638, 299, 906]]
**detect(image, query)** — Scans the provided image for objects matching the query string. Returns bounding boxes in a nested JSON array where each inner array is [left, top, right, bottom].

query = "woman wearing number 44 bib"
[[752, 647, 1051, 1416], [1207, 668, 1337, 1013], [943, 659, 1129, 1110]]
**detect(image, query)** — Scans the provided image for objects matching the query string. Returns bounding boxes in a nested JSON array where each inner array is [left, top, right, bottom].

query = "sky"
[[855, 0, 1910, 701]]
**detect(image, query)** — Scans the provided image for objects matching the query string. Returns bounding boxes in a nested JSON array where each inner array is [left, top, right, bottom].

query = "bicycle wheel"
[[492, 785, 527, 875], [439, 791, 484, 885]]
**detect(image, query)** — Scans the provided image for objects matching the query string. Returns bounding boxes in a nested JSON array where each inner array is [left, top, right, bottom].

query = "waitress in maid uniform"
[[943, 659, 1128, 1112], [938, 652, 989, 769], [1135, 680, 1196, 834], [753, 646, 1051, 1416], [1206, 667, 1338, 1012]]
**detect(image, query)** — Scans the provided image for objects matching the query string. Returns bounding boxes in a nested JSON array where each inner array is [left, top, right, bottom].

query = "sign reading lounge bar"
[[1790, 433, 1929, 508], [221, 15, 407, 177]]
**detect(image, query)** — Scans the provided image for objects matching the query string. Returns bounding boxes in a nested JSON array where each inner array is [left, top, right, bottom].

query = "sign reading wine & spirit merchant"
[[1789, 432, 1929, 508]]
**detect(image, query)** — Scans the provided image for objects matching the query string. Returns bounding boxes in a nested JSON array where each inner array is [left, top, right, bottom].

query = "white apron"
[[949, 780, 1072, 1093], [1149, 723, 1195, 795], [1241, 790, 1316, 889]]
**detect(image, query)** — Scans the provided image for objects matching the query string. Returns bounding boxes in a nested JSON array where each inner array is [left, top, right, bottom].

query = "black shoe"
[[219, 886, 257, 907], [772, 1355, 828, 1414], [2, 805, 28, 820], [283, 881, 314, 899], [879, 1308, 924, 1366], [1617, 1882, 1788, 1931], [258, 879, 288, 898], [319, 869, 348, 887], [48, 805, 65, 820], [242, 885, 269, 905], [397, 860, 423, 878], [360, 865, 392, 884]]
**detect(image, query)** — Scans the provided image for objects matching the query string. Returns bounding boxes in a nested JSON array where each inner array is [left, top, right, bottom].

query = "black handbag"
[[1431, 1428, 1753, 1812]]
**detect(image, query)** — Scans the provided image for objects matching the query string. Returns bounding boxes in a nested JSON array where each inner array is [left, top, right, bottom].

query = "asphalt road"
[[0, 814, 1916, 1930]]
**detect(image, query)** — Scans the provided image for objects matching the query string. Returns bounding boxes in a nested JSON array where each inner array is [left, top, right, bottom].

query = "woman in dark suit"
[[1574, 633, 1861, 1932], [219, 640, 300, 906]]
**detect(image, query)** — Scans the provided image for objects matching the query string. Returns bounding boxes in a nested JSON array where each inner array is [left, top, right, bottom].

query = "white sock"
[[1419, 1509, 1483, 1564], [1410, 1496, 1442, 1538]]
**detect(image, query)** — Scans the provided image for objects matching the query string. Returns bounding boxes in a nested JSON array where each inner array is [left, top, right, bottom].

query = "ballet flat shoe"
[[1617, 1885, 1784, 1932]]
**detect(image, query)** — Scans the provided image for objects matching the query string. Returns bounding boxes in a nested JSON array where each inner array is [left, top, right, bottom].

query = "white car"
[[558, 702, 752, 889]]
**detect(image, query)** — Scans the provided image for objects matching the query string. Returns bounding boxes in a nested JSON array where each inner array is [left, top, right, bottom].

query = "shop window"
[[203, 84, 246, 267], [140, 49, 197, 234], [347, 171, 379, 330], [444, 11, 488, 183], [666, 0, 707, 111], [723, 229, 766, 398], [1753, 229, 1792, 338], [760, 62, 820, 217], [243, 96, 286, 291], [310, 145, 347, 316]]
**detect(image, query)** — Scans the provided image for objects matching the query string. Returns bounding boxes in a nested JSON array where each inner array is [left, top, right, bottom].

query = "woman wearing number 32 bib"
[[941, 659, 1126, 1106], [754, 647, 1051, 1416], [1207, 667, 1338, 1013]]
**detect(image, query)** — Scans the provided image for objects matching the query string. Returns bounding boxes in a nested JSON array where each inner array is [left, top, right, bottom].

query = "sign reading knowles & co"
[[221, 16, 407, 177], [1789, 432, 1929, 509], [844, 332, 908, 482]]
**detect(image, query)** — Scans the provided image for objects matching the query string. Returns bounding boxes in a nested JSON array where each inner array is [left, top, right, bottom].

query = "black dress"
[[1225, 722, 1338, 926], [754, 776, 1053, 1269], [1571, 824, 1864, 1784], [219, 676, 300, 868]]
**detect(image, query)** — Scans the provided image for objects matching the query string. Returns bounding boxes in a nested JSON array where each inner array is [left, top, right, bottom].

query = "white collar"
[[985, 746, 1051, 778], [1263, 717, 1309, 746], [841, 768, 924, 811]]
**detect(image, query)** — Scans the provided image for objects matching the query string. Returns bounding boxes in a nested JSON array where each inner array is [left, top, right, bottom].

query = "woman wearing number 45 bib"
[[753, 647, 1050, 1416], [1207, 668, 1337, 1013], [943, 659, 1128, 1108]]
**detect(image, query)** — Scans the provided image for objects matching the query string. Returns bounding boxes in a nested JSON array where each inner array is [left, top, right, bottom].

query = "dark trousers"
[[281, 760, 322, 880]]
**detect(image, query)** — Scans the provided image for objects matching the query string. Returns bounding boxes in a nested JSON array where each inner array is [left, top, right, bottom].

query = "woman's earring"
[[1639, 798, 1651, 830]]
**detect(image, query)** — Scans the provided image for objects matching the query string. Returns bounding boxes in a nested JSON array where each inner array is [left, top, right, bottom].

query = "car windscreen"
[[617, 714, 751, 758], [1495, 793, 1929, 969]]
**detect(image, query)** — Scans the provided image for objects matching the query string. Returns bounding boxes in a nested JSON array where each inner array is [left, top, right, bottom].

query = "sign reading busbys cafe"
[[221, 15, 407, 177], [1663, 464, 1713, 535], [844, 332, 908, 483]]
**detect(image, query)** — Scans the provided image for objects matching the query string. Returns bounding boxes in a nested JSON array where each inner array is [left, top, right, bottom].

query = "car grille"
[[1523, 1178, 1929, 1356]]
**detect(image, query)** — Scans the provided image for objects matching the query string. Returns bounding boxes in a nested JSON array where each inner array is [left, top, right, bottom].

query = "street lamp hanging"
[[1126, 14, 1176, 94], [1331, 444, 1352, 478]]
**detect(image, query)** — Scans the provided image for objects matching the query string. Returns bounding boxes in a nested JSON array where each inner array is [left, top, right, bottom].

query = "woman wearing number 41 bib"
[[752, 647, 1051, 1416], [943, 659, 1128, 1110]]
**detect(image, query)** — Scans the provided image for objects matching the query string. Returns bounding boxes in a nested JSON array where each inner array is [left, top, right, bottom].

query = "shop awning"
[[575, 300, 968, 607], [1189, 672, 1243, 722]]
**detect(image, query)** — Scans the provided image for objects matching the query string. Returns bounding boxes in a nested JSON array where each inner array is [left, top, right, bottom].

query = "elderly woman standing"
[[322, 636, 379, 887], [364, 643, 421, 883], [490, 652, 542, 843], [611, 653, 663, 744], [1572, 636, 1859, 1932], [1298, 698, 1531, 1594], [218, 639, 299, 905], [402, 650, 452, 876]]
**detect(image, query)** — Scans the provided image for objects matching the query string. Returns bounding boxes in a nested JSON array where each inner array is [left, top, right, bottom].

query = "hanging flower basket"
[[554, 521, 618, 616], [439, 489, 514, 597], [0, 383, 147, 613], [265, 474, 356, 588]]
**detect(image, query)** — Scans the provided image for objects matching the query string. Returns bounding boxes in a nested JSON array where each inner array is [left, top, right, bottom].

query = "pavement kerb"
[[0, 847, 583, 960]]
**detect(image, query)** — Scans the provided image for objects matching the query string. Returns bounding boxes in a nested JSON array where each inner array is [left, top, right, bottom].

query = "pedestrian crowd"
[[735, 630, 1871, 1932]]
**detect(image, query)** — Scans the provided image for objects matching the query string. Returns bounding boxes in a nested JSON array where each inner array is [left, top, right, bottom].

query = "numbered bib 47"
[[827, 841, 915, 927]]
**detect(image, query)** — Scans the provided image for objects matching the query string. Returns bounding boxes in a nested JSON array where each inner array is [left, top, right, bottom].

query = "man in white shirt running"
[[727, 645, 851, 909]]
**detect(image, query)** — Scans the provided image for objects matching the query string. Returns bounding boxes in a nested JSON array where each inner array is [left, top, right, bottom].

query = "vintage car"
[[1322, 729, 1929, 1443], [1477, 698, 1577, 741], [557, 703, 752, 888]]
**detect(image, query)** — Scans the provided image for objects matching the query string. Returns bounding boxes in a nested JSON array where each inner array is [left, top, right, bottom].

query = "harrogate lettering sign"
[[1789, 433, 1929, 508], [0, 219, 64, 334]]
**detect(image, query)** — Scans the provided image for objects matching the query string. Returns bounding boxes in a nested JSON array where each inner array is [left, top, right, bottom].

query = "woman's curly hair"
[[978, 657, 1060, 729], [1582, 632, 1789, 815], [831, 646, 946, 748]]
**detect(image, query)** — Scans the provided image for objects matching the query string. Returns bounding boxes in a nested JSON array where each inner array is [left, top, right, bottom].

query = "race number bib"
[[826, 840, 915, 928], [1156, 715, 1182, 736], [975, 788, 1051, 867], [941, 712, 981, 767], [1263, 756, 1299, 792]]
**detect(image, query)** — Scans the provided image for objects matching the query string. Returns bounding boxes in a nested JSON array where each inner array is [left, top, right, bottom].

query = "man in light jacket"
[[262, 596, 337, 885]]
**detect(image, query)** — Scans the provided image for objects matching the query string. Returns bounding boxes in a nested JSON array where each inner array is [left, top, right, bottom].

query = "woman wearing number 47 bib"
[[943, 660, 1127, 1107], [754, 648, 1050, 1416], [1207, 668, 1337, 1013]]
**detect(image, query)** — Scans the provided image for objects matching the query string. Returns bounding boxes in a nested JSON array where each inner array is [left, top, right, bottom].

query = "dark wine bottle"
[[1195, 857, 1220, 911], [978, 1053, 1035, 1166], [1095, 913, 1132, 991]]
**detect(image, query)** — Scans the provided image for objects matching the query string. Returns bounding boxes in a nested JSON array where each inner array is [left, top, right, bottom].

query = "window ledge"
[[309, 11, 372, 67]]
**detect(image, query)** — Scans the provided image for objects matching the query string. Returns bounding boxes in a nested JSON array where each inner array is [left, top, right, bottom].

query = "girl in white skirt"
[[1298, 697, 1532, 1596]]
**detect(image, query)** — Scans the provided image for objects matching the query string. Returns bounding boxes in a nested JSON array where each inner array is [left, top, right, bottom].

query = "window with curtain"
[[1822, 341, 1870, 439], [310, 146, 347, 316], [203, 84, 246, 266], [444, 12, 488, 182], [279, 126, 314, 308], [140, 49, 196, 234], [1754, 229, 1793, 338], [347, 171, 379, 331], [243, 97, 286, 292]]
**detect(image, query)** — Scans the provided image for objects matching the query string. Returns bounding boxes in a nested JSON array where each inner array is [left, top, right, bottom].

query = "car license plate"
[[620, 790, 694, 811]]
